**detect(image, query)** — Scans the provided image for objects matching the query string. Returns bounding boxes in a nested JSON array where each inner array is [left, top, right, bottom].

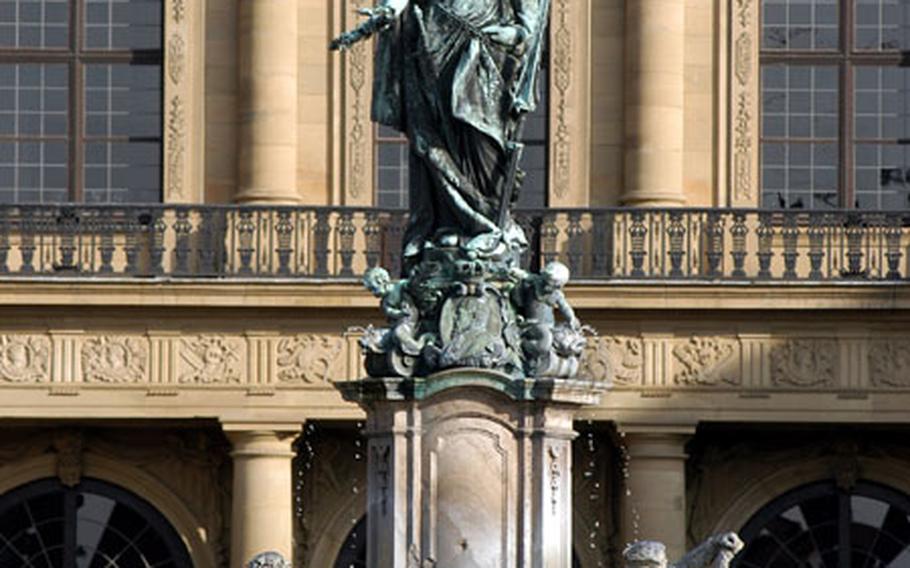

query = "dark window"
[[761, 0, 910, 209], [0, 477, 193, 567], [0, 0, 163, 203], [734, 480, 910, 568], [374, 61, 550, 210]]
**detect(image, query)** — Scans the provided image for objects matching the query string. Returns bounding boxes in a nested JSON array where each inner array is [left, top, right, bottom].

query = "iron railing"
[[0, 205, 908, 282]]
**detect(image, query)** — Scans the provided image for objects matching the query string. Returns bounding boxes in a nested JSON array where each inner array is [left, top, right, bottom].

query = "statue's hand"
[[482, 25, 524, 48]]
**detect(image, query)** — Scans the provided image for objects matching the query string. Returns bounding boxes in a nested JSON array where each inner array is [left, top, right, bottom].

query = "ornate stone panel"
[[868, 340, 910, 388], [178, 336, 243, 384], [769, 340, 838, 388], [0, 335, 50, 383], [276, 335, 344, 383], [727, 0, 760, 205], [672, 337, 740, 386], [579, 335, 644, 386], [82, 337, 149, 383]]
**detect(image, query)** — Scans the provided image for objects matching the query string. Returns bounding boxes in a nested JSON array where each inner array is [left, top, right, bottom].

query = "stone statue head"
[[541, 261, 570, 291], [363, 267, 393, 297], [623, 540, 668, 568]]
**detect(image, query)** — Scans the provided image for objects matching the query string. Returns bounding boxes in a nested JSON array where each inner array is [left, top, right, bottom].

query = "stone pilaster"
[[225, 424, 299, 568], [622, 0, 686, 206], [620, 427, 693, 561], [235, 0, 300, 204]]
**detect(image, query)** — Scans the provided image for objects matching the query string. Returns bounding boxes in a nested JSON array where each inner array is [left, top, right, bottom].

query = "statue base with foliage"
[[360, 233, 592, 381]]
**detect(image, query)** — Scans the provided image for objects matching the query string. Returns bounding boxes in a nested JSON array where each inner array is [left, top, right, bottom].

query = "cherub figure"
[[511, 261, 584, 376], [362, 267, 429, 361]]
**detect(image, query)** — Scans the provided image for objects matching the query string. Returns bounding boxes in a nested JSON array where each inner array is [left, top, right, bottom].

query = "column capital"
[[617, 424, 695, 460], [222, 423, 300, 459]]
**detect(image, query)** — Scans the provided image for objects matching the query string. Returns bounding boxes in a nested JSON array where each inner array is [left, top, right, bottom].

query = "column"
[[225, 425, 299, 568], [620, 428, 692, 561], [622, 0, 686, 206], [235, 0, 300, 204]]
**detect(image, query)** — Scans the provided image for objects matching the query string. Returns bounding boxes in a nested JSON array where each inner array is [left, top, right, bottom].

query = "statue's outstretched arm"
[[329, 1, 406, 51]]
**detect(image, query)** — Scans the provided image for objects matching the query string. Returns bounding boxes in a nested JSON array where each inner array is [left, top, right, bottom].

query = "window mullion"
[[840, 0, 854, 208]]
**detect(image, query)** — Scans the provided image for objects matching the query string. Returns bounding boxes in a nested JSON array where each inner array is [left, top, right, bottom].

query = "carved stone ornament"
[[82, 336, 149, 383], [53, 430, 83, 488], [179, 336, 242, 384], [672, 337, 739, 386], [0, 334, 49, 383], [770, 340, 837, 387], [276, 335, 344, 383], [247, 551, 290, 568], [868, 340, 910, 388], [579, 336, 643, 386]]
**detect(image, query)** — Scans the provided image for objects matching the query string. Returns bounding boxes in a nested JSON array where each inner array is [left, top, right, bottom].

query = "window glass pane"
[[855, 143, 910, 209], [855, 0, 910, 51], [762, 0, 840, 50], [0, 0, 69, 49], [376, 140, 408, 209], [762, 141, 839, 208], [854, 66, 910, 141], [762, 64, 839, 140], [84, 140, 160, 203], [84, 0, 162, 50], [0, 140, 69, 203], [85, 63, 161, 139], [0, 63, 69, 137]]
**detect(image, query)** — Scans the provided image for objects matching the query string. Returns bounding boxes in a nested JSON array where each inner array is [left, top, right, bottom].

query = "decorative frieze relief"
[[550, 0, 572, 198], [672, 337, 739, 386], [770, 340, 837, 388], [276, 335, 344, 383], [82, 336, 149, 383], [868, 340, 910, 388], [579, 336, 643, 386], [0, 335, 49, 383], [728, 0, 759, 205], [179, 336, 242, 384]]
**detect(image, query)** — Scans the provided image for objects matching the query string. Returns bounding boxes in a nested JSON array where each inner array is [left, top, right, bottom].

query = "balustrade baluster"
[[782, 213, 799, 280], [541, 213, 559, 266], [149, 210, 167, 275], [19, 208, 35, 274], [629, 211, 647, 278], [363, 211, 381, 270], [173, 209, 192, 275], [666, 211, 686, 278], [885, 214, 903, 280], [843, 213, 866, 278], [313, 210, 331, 277], [807, 213, 826, 280], [730, 212, 748, 278], [566, 212, 584, 275], [123, 211, 142, 275], [236, 209, 256, 275], [337, 211, 357, 277], [704, 211, 724, 278], [591, 211, 611, 277], [756, 212, 775, 279], [55, 207, 78, 272], [0, 210, 9, 273], [275, 210, 294, 276]]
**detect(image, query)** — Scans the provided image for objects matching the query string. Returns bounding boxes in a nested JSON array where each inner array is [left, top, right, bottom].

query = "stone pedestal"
[[338, 369, 607, 568]]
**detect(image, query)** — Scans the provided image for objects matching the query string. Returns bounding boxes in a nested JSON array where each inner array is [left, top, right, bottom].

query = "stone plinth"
[[337, 369, 607, 568]]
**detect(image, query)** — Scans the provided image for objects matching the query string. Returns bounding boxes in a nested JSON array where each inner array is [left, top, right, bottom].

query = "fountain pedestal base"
[[337, 370, 607, 568]]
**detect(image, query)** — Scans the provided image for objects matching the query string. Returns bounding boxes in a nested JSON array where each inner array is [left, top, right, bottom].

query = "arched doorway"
[[734, 480, 910, 568], [0, 478, 193, 567]]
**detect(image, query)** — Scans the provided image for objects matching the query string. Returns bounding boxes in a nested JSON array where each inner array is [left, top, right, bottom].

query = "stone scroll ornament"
[[623, 533, 745, 568], [332, 0, 592, 379]]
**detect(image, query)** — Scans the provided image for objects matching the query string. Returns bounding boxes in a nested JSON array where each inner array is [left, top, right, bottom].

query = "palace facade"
[[0, 1, 909, 567]]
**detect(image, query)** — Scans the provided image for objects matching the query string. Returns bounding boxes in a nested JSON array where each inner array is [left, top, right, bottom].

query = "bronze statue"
[[332, 0, 550, 266]]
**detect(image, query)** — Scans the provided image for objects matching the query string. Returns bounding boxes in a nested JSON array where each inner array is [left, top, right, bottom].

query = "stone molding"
[[0, 330, 905, 394], [725, 0, 760, 205], [163, 0, 203, 203]]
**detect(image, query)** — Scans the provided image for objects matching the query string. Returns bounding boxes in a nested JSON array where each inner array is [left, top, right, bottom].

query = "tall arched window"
[[734, 480, 910, 567], [0, 0, 163, 203], [0, 477, 192, 567], [761, 0, 910, 209]]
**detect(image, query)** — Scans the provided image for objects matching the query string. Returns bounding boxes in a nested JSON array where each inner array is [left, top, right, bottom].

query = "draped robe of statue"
[[371, 0, 549, 264]]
